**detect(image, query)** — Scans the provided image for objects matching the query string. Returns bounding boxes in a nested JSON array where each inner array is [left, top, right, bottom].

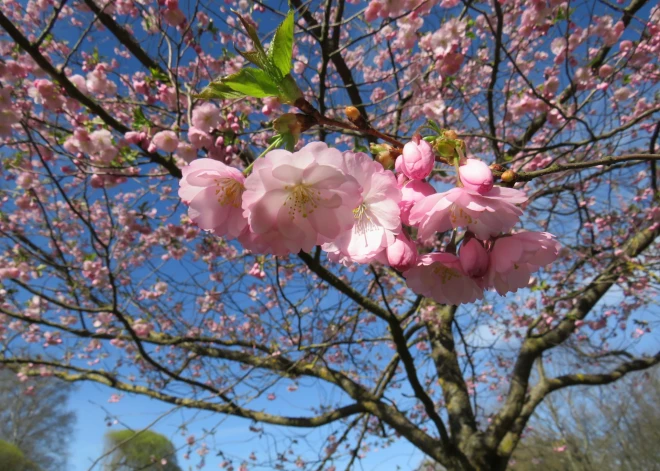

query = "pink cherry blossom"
[[179, 159, 247, 239], [404, 253, 483, 305], [396, 139, 435, 180], [152, 130, 179, 153], [459, 159, 494, 195], [188, 127, 213, 149], [242, 142, 361, 254], [192, 103, 222, 132], [409, 186, 528, 240], [322, 151, 401, 263], [399, 179, 436, 226], [486, 231, 561, 295]]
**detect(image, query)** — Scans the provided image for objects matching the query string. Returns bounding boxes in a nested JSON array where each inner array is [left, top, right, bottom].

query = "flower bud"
[[501, 170, 516, 183], [399, 179, 436, 226], [345, 106, 360, 121], [459, 238, 489, 278], [386, 233, 418, 271], [459, 159, 494, 195], [398, 139, 434, 180]]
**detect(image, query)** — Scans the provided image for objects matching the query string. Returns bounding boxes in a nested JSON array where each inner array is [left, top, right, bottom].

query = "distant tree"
[[103, 430, 182, 471], [510, 369, 660, 471], [0, 370, 76, 471], [0, 439, 40, 471]]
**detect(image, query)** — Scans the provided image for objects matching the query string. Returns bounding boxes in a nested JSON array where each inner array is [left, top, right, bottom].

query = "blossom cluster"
[[179, 139, 559, 304]]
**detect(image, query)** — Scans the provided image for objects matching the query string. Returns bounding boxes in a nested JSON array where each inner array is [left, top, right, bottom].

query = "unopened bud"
[[371, 143, 395, 169], [501, 170, 516, 183], [345, 106, 360, 122], [273, 113, 315, 139], [489, 163, 506, 172]]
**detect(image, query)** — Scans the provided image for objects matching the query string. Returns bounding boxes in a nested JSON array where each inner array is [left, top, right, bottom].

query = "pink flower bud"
[[459, 159, 494, 195], [398, 139, 434, 180], [399, 179, 435, 226], [385, 233, 418, 271], [459, 238, 489, 278], [598, 64, 613, 79]]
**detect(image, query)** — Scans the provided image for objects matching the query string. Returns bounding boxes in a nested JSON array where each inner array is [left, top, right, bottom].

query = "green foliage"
[[104, 429, 181, 471], [0, 440, 39, 471], [199, 11, 301, 104], [268, 10, 295, 77]]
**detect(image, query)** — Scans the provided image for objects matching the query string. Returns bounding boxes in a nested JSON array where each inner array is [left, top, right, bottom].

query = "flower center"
[[352, 204, 378, 235], [432, 264, 461, 284], [283, 183, 321, 219], [214, 178, 244, 208], [449, 204, 474, 225]]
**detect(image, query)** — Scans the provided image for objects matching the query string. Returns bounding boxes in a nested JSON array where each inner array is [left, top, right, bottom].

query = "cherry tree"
[[0, 0, 659, 469]]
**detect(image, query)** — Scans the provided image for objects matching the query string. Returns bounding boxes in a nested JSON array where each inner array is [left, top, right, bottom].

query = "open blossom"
[[396, 139, 435, 180], [404, 253, 483, 305], [152, 130, 179, 153], [242, 142, 361, 255], [192, 103, 222, 131], [487, 232, 560, 295], [322, 151, 401, 263], [179, 159, 247, 239], [459, 159, 493, 195], [409, 186, 528, 240]]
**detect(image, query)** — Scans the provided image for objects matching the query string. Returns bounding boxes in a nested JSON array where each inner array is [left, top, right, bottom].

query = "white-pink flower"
[[152, 130, 179, 153], [242, 142, 361, 254], [179, 159, 247, 239], [322, 151, 401, 263], [409, 186, 528, 240], [192, 103, 222, 132], [486, 231, 560, 295], [404, 253, 483, 305]]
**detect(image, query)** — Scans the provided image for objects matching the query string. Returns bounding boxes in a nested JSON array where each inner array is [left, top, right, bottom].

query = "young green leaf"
[[268, 10, 295, 77], [198, 68, 280, 100]]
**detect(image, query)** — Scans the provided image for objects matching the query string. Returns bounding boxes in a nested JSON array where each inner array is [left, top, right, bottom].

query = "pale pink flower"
[[322, 151, 400, 263], [396, 139, 435, 180], [459, 159, 493, 195], [188, 127, 213, 149], [152, 130, 179, 153], [242, 142, 361, 254], [409, 186, 528, 240], [404, 253, 483, 305], [486, 231, 560, 295], [192, 103, 222, 132], [399, 179, 435, 226], [175, 142, 197, 163], [179, 159, 247, 239]]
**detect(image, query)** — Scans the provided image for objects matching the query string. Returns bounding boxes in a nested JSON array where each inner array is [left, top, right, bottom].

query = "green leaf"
[[235, 12, 266, 55], [150, 67, 170, 84], [268, 10, 295, 77], [236, 48, 269, 70], [132, 107, 150, 130], [198, 68, 280, 100]]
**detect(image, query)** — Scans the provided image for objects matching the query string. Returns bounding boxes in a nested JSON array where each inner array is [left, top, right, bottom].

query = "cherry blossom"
[[322, 151, 401, 263], [242, 143, 361, 254], [179, 159, 247, 239]]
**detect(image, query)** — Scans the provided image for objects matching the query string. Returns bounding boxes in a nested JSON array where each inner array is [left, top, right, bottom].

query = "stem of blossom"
[[243, 138, 282, 175]]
